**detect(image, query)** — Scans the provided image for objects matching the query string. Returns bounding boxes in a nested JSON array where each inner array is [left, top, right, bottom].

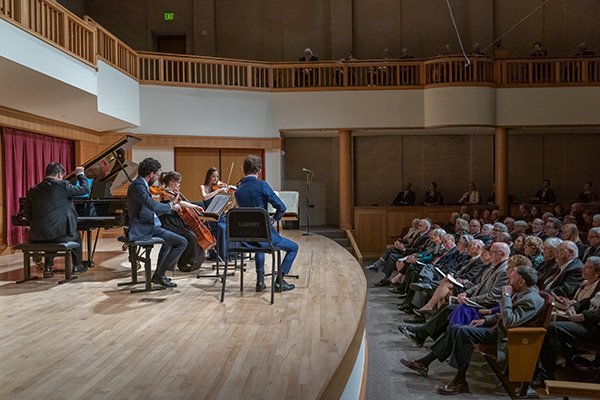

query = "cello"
[[149, 186, 217, 250]]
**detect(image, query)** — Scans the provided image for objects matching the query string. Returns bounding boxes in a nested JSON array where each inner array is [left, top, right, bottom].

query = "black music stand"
[[302, 169, 315, 236]]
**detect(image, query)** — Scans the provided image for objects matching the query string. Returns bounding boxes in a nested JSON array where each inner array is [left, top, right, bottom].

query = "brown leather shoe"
[[437, 380, 469, 395], [400, 358, 428, 376]]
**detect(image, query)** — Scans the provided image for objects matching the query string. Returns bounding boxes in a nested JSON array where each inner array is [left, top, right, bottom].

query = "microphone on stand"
[[302, 167, 315, 236]]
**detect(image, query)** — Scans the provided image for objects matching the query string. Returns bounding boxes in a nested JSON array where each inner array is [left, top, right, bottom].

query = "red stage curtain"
[[3, 128, 74, 246]]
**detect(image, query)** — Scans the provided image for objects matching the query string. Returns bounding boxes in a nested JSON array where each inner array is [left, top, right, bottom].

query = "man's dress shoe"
[[414, 309, 433, 317], [400, 359, 428, 376], [275, 278, 294, 292], [365, 263, 379, 273], [398, 326, 425, 347], [374, 278, 391, 287], [388, 286, 404, 294], [151, 274, 177, 287], [410, 282, 433, 292], [404, 315, 426, 324], [437, 381, 470, 395], [256, 281, 267, 292], [72, 264, 88, 274]]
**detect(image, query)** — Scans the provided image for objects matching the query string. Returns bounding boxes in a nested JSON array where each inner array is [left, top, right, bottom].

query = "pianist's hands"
[[76, 166, 85, 175]]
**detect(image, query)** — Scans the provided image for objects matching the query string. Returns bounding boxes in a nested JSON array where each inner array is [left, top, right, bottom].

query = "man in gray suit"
[[399, 242, 510, 346], [401, 265, 544, 395], [541, 240, 583, 297]]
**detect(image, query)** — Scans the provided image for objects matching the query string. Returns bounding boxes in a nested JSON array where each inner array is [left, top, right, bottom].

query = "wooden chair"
[[14, 241, 80, 284], [222, 208, 282, 304]]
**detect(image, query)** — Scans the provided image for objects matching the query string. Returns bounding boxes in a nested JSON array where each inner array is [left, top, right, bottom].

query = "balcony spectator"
[[486, 184, 496, 205], [530, 179, 557, 204], [336, 49, 357, 86], [530, 41, 547, 57], [296, 48, 318, 87], [423, 182, 442, 206], [458, 182, 480, 205], [470, 42, 486, 57], [575, 181, 600, 204], [392, 182, 416, 206], [575, 43, 595, 57]]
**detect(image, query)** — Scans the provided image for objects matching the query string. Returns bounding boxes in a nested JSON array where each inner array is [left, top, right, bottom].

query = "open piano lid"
[[65, 135, 141, 196]]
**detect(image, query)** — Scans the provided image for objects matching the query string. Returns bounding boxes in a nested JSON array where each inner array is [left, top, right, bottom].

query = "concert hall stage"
[[0, 231, 367, 400]]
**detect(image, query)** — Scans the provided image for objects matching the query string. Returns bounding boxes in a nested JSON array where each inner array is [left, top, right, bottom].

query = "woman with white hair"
[[297, 48, 318, 87]]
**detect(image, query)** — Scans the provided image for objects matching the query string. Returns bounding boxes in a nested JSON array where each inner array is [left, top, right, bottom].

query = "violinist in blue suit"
[[235, 154, 298, 292]]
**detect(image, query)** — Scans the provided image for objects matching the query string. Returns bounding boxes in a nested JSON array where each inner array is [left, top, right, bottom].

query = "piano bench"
[[117, 236, 166, 293], [14, 241, 80, 284]]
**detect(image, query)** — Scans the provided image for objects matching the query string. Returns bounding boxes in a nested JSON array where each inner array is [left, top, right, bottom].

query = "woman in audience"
[[423, 182, 442, 206], [480, 224, 493, 244], [524, 235, 545, 269], [391, 228, 445, 286], [513, 234, 526, 255], [454, 218, 469, 241], [519, 204, 533, 222], [445, 213, 459, 234], [481, 209, 491, 225], [553, 204, 565, 220], [536, 237, 562, 285], [557, 257, 600, 305], [561, 223, 585, 258], [458, 182, 480, 205], [531, 205, 542, 221]]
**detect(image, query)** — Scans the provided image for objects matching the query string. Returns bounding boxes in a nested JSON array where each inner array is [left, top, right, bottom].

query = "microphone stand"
[[302, 169, 315, 236]]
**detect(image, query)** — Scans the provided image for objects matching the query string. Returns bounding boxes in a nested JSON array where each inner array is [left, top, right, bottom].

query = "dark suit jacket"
[[455, 256, 485, 282], [127, 176, 172, 241], [404, 231, 430, 255], [24, 174, 89, 242], [392, 190, 416, 206], [581, 245, 600, 263], [534, 188, 556, 204], [548, 258, 584, 297]]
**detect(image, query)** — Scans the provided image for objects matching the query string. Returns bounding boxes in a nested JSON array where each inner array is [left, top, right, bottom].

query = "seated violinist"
[[200, 167, 230, 261], [157, 171, 208, 272]]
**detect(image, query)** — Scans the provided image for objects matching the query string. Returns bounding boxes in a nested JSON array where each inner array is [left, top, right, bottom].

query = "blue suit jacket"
[[127, 176, 172, 240], [235, 176, 286, 220]]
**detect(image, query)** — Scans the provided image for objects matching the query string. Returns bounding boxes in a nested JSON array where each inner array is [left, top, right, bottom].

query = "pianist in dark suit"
[[235, 154, 298, 293], [24, 162, 89, 278], [127, 158, 186, 287]]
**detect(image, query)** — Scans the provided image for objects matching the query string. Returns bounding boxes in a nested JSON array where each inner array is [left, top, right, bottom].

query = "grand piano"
[[12, 135, 141, 267]]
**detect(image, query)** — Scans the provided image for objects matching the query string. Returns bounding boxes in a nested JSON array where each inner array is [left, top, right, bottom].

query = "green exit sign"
[[164, 13, 174, 20]]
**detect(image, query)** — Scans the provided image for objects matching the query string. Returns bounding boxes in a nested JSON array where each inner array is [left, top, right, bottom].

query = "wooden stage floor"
[[0, 231, 366, 400]]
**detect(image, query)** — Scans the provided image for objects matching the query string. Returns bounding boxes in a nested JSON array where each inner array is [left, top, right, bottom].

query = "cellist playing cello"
[[157, 171, 208, 272]]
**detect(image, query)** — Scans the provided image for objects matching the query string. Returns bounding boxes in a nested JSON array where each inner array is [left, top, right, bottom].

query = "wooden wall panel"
[[220, 148, 262, 187], [175, 148, 220, 202]]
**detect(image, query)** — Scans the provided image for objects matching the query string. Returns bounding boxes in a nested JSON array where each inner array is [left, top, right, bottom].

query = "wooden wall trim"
[[0, 106, 101, 143], [100, 133, 281, 149]]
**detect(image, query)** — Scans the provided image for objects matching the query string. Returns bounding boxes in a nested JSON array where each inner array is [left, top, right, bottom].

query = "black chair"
[[118, 235, 166, 293], [14, 242, 80, 284], [222, 208, 281, 303]]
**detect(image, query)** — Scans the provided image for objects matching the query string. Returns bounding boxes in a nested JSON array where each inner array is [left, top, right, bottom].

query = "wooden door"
[[220, 149, 263, 188], [175, 148, 219, 202]]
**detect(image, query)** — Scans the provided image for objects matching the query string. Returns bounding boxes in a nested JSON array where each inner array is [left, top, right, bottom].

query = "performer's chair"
[[222, 208, 281, 304], [14, 241, 80, 284], [118, 235, 166, 293]]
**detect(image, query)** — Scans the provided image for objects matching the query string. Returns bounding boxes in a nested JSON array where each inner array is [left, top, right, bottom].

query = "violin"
[[212, 181, 236, 192], [149, 185, 216, 250]]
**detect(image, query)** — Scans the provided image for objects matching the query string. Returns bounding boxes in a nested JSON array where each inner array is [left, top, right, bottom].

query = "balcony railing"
[[1, 0, 599, 92]]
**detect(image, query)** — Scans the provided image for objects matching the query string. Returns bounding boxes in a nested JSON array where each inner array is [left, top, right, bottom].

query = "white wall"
[[97, 60, 141, 127], [132, 148, 175, 172]]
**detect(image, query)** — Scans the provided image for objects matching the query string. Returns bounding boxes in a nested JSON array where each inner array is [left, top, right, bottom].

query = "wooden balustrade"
[[1, 2, 600, 92]]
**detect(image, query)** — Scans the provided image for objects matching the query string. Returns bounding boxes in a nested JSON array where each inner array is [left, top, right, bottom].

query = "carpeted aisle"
[[363, 266, 510, 399]]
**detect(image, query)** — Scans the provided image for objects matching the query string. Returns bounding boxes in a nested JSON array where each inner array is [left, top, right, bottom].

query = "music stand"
[[302, 169, 315, 236]]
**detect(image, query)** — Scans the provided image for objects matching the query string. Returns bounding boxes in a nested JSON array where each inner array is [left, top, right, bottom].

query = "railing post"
[[556, 61, 560, 83], [582, 60, 588, 83], [159, 56, 164, 82], [343, 64, 348, 86], [19, 0, 29, 26], [247, 64, 252, 88], [268, 66, 274, 89], [62, 10, 68, 49]]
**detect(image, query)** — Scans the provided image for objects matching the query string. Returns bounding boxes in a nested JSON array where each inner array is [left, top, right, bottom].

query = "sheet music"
[[205, 194, 231, 215], [268, 191, 299, 216]]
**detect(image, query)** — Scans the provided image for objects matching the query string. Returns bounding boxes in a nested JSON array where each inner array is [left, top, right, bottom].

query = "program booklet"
[[435, 267, 464, 287]]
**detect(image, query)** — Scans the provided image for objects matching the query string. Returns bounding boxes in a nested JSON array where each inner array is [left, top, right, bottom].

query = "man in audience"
[[593, 214, 600, 228], [398, 243, 510, 346], [581, 227, 600, 263], [512, 220, 528, 240], [491, 222, 508, 244], [503, 217, 515, 234], [541, 240, 583, 297], [518, 204, 533, 222], [545, 217, 563, 239], [531, 179, 557, 204], [569, 202, 585, 228], [469, 219, 481, 239], [402, 218, 421, 244], [532, 218, 547, 240], [401, 265, 543, 395], [490, 210, 501, 224], [542, 212, 554, 224], [392, 182, 416, 206], [536, 238, 563, 286], [445, 213, 459, 234]]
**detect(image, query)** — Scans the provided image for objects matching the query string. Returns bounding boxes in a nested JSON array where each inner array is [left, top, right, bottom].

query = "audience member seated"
[[454, 218, 469, 241], [575, 42, 595, 57], [414, 240, 487, 314], [490, 210, 501, 224], [557, 256, 600, 306], [297, 48, 318, 87], [582, 209, 595, 233], [530, 41, 547, 57], [336, 49, 357, 85], [480, 224, 493, 244], [423, 181, 442, 206], [397, 243, 510, 348], [594, 214, 600, 228], [402, 218, 420, 244], [524, 235, 545, 269], [445, 212, 459, 234], [481, 209, 491, 224], [392, 182, 416, 206], [545, 217, 563, 239], [530, 179, 557, 204], [376, 48, 392, 85], [531, 205, 542, 220], [536, 237, 562, 284], [401, 264, 542, 395], [540, 240, 583, 297], [542, 211, 555, 224], [561, 223, 585, 258], [468, 219, 481, 239], [575, 181, 600, 203], [367, 219, 431, 286], [458, 182, 480, 205], [513, 234, 526, 255], [554, 204, 566, 220], [512, 220, 528, 239], [581, 227, 600, 262], [503, 217, 515, 235], [486, 184, 495, 205], [499, 232, 515, 255], [470, 42, 486, 57], [569, 202, 585, 227], [532, 257, 600, 389], [399, 48, 413, 59], [490, 222, 508, 244], [518, 203, 534, 222]]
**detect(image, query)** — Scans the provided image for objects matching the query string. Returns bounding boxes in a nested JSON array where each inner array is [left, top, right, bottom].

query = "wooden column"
[[339, 129, 352, 230], [495, 127, 509, 216]]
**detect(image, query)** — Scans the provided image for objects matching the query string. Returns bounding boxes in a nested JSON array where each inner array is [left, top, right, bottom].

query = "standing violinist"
[[158, 171, 207, 272], [200, 167, 229, 261], [127, 158, 186, 287]]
